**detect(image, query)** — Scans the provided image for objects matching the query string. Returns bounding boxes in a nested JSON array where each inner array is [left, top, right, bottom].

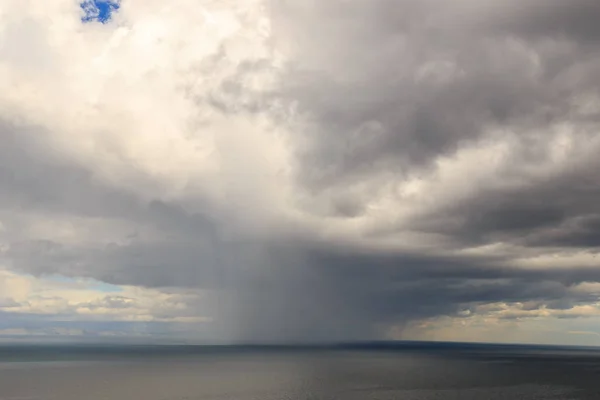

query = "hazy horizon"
[[1, 337, 600, 351]]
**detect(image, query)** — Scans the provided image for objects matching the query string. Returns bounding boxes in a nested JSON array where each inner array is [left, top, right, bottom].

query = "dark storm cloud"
[[4, 239, 220, 288], [0, 121, 140, 218], [0, 120, 218, 235], [0, 120, 225, 293], [405, 155, 600, 248], [2, 0, 600, 342], [490, 0, 600, 42], [224, 241, 600, 341], [222, 0, 600, 340], [267, 0, 600, 248], [527, 215, 600, 248], [270, 0, 600, 198]]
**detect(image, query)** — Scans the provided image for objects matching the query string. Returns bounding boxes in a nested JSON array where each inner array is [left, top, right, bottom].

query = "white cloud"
[[1, 0, 600, 343], [0, 269, 208, 324]]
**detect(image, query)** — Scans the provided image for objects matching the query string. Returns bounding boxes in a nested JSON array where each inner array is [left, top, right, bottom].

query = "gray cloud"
[[1, 0, 600, 343], [489, 0, 600, 43]]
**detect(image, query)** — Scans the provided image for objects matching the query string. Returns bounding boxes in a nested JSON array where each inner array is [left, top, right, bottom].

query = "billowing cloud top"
[[1, 0, 600, 345]]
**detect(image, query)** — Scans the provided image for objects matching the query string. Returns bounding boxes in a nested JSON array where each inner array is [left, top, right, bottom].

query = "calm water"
[[1, 343, 599, 399]]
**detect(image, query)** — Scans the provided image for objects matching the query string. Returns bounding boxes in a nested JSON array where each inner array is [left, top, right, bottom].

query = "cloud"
[[0, 0, 600, 343], [568, 330, 600, 337], [0, 269, 206, 321]]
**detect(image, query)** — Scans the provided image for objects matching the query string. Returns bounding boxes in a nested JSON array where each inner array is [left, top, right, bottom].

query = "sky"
[[0, 0, 600, 346]]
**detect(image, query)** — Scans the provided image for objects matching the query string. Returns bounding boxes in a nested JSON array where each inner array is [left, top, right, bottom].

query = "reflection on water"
[[0, 344, 599, 399]]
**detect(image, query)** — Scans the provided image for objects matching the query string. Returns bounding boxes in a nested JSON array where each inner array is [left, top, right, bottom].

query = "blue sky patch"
[[45, 274, 123, 293], [81, 0, 120, 23], [89, 281, 124, 293]]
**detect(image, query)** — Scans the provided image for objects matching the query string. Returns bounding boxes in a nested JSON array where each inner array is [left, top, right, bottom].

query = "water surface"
[[1, 343, 599, 399]]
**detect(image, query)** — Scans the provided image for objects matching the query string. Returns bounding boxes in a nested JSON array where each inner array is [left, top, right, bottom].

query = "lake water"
[[0, 343, 599, 399]]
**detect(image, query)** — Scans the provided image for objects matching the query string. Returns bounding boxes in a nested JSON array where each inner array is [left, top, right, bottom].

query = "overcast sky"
[[1, 0, 600, 345]]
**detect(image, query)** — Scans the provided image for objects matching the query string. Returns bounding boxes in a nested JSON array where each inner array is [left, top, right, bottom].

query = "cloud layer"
[[1, 0, 600, 344]]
